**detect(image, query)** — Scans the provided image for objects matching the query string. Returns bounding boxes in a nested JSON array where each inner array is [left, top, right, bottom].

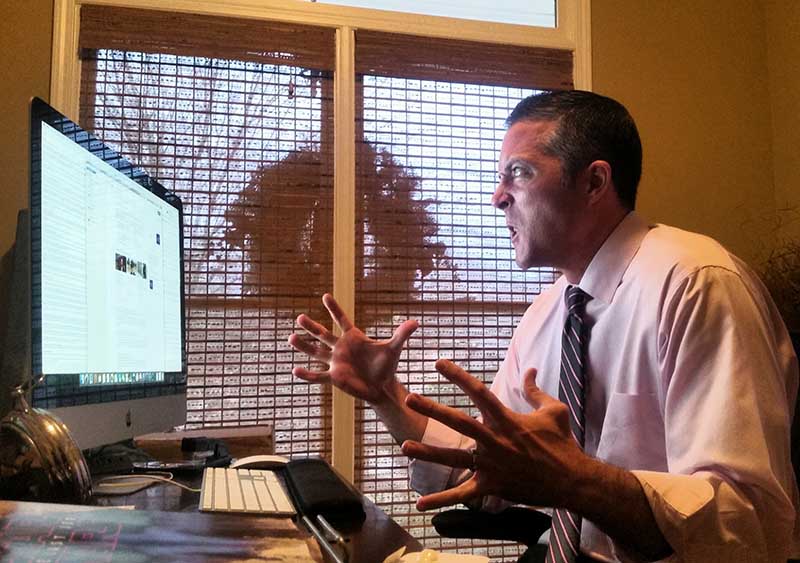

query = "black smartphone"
[[131, 459, 206, 472]]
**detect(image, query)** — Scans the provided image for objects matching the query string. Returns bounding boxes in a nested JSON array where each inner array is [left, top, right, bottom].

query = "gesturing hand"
[[287, 293, 419, 404], [401, 359, 587, 511]]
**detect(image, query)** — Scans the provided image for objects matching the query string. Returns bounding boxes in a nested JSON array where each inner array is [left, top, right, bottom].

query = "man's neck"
[[561, 208, 631, 284]]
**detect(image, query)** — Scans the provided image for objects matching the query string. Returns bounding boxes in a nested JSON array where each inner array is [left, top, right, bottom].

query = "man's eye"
[[510, 165, 528, 178]]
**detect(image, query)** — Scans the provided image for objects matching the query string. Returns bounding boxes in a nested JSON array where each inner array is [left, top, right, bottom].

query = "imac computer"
[[8, 97, 188, 450]]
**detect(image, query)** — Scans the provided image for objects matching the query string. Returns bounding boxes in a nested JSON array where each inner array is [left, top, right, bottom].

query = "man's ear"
[[584, 160, 613, 203]]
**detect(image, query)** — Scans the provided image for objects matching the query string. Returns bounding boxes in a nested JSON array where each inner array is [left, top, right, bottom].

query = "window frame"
[[50, 0, 592, 482]]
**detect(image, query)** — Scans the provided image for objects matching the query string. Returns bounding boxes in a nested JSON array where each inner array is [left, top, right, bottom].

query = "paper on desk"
[[384, 546, 489, 563], [254, 538, 320, 562]]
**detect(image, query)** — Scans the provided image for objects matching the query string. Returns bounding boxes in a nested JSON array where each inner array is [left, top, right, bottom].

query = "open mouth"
[[508, 225, 518, 242]]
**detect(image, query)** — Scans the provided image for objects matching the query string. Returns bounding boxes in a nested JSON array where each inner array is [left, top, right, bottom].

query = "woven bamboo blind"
[[79, 5, 335, 69], [352, 30, 566, 560], [77, 7, 572, 560], [78, 6, 336, 458], [355, 30, 573, 91]]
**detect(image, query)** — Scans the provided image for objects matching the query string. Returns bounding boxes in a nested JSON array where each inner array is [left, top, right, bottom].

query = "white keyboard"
[[199, 467, 296, 516]]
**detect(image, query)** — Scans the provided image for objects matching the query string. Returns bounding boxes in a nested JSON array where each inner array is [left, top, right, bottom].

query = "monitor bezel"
[[28, 97, 187, 448]]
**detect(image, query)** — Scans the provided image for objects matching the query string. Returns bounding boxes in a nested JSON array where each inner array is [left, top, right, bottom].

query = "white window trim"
[[50, 0, 591, 482]]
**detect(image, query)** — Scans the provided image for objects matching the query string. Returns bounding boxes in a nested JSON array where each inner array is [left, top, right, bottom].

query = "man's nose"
[[492, 180, 510, 210]]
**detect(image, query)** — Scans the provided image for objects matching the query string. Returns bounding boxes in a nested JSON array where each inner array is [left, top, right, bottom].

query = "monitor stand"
[[50, 393, 186, 450]]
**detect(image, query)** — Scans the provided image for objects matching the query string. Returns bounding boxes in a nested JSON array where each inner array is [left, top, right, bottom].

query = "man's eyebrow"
[[500, 157, 534, 171], [497, 160, 518, 175]]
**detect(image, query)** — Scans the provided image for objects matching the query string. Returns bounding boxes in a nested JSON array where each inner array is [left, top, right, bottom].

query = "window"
[[56, 1, 587, 559], [310, 0, 557, 27]]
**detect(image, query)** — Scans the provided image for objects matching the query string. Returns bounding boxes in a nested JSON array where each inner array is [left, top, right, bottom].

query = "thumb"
[[523, 368, 557, 409], [389, 319, 419, 351]]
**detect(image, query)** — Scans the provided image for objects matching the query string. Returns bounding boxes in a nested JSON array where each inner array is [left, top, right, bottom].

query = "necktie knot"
[[565, 286, 588, 315]]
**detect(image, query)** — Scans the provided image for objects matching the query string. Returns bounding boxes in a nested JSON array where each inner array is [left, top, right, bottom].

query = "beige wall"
[[765, 0, 800, 242], [0, 1, 796, 264], [593, 0, 779, 265], [0, 0, 52, 255]]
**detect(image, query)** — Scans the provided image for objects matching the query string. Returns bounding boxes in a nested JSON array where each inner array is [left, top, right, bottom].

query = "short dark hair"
[[506, 90, 642, 210]]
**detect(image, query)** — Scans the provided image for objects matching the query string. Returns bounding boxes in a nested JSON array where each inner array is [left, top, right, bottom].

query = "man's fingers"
[[434, 359, 508, 420], [322, 293, 354, 332], [291, 367, 332, 385], [405, 393, 496, 445], [522, 368, 558, 409], [287, 333, 332, 363], [415, 478, 481, 511], [295, 314, 338, 348], [401, 440, 474, 470]]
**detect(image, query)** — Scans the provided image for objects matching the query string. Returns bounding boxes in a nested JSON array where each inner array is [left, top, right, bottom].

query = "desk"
[[130, 428, 423, 561], [1, 424, 422, 561], [28, 474, 422, 563]]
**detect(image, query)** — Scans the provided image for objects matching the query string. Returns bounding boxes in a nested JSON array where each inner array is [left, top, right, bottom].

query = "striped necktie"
[[546, 285, 590, 563]]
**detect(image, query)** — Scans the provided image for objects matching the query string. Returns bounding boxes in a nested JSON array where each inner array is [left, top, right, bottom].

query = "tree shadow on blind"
[[224, 142, 452, 328]]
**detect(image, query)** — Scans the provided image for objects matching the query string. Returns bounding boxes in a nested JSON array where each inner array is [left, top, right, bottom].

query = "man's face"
[[492, 119, 585, 271]]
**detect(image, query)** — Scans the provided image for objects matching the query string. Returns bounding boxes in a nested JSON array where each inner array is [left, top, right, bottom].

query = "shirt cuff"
[[409, 417, 472, 495], [629, 470, 768, 563]]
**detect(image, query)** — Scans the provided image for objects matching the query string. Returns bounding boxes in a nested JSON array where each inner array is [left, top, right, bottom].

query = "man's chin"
[[514, 257, 532, 270], [514, 254, 551, 271]]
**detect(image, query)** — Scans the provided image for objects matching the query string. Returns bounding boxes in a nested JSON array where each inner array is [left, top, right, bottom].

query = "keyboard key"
[[226, 468, 245, 511], [240, 473, 260, 511], [212, 468, 229, 511], [200, 469, 214, 511], [251, 473, 275, 512]]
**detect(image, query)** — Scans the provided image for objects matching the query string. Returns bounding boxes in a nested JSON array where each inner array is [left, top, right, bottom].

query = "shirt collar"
[[575, 211, 651, 305]]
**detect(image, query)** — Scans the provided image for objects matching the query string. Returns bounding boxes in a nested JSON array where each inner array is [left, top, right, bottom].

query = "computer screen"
[[26, 97, 186, 449]]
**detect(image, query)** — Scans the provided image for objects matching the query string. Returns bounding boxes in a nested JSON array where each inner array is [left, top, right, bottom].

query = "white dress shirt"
[[410, 212, 799, 562]]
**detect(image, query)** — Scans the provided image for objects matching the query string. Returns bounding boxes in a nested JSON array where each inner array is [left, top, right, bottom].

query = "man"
[[288, 91, 799, 562]]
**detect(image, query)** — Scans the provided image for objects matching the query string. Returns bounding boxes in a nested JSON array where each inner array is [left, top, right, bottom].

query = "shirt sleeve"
[[408, 417, 473, 495], [408, 334, 523, 513], [629, 265, 797, 563], [408, 416, 515, 513]]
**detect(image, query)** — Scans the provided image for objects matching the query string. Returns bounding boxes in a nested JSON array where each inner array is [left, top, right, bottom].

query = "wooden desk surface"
[[88, 470, 422, 562], [0, 499, 318, 562]]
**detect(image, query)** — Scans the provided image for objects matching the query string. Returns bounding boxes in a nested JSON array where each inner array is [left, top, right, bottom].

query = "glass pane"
[[312, 0, 556, 28], [80, 49, 335, 459], [354, 76, 557, 561]]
